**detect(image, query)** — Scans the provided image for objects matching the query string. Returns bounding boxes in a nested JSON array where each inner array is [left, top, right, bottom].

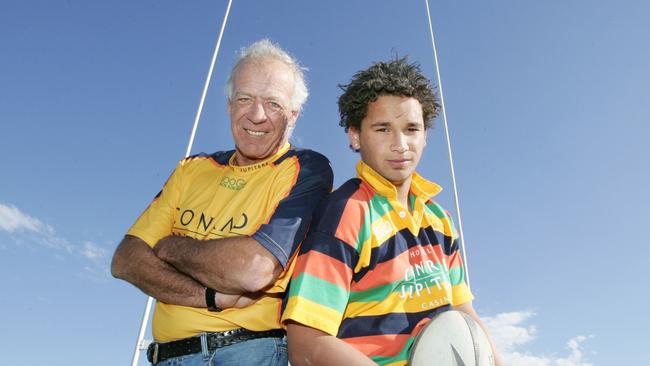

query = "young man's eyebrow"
[[406, 122, 424, 127], [369, 121, 391, 128], [369, 121, 424, 128]]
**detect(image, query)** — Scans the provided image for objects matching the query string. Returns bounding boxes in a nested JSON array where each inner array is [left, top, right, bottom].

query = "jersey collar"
[[355, 160, 442, 200], [229, 142, 291, 173]]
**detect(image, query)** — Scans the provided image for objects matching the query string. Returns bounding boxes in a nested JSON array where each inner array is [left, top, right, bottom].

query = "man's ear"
[[348, 127, 361, 151], [289, 109, 300, 126]]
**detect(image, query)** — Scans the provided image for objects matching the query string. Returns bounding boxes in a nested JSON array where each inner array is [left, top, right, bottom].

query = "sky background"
[[1, 1, 649, 365]]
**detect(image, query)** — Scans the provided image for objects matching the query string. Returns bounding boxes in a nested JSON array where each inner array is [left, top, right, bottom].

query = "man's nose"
[[391, 133, 409, 153], [247, 100, 267, 123]]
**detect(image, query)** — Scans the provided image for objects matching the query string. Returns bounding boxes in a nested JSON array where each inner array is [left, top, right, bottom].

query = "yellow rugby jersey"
[[282, 161, 473, 366], [128, 143, 333, 342]]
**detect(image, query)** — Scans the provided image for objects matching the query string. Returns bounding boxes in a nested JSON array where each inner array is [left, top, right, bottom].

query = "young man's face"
[[348, 95, 427, 187], [228, 58, 298, 166]]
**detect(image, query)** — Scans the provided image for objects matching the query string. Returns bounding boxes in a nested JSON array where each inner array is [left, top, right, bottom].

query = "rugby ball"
[[408, 310, 494, 366]]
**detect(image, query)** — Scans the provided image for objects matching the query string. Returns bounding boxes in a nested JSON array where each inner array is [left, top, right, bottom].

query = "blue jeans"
[[154, 334, 288, 366]]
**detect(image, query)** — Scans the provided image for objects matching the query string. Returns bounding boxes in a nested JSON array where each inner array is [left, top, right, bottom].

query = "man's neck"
[[394, 178, 412, 210]]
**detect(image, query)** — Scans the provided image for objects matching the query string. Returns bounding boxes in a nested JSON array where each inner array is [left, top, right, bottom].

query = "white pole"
[[423, 0, 471, 289], [130, 297, 153, 366], [130, 1, 234, 365], [185, 0, 234, 158]]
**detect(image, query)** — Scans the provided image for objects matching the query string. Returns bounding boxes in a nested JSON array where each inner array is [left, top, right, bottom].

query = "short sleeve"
[[443, 211, 474, 305], [282, 230, 356, 336], [252, 152, 333, 268], [127, 162, 183, 247]]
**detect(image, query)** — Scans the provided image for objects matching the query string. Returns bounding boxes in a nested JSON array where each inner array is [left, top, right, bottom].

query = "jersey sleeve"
[[127, 161, 183, 247], [252, 152, 333, 268], [443, 210, 474, 305], [282, 229, 358, 336]]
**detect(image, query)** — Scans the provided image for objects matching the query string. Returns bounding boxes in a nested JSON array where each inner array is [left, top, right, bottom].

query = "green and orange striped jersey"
[[128, 143, 333, 342], [282, 160, 473, 366]]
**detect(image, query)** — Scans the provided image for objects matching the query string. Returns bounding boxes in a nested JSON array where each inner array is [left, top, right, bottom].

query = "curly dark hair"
[[338, 57, 440, 131]]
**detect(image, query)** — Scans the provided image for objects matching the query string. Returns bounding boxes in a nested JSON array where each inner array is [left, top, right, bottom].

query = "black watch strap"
[[205, 287, 222, 312]]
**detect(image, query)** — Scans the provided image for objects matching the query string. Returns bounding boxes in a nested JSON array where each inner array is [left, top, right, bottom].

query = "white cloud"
[[0, 202, 110, 272], [80, 241, 109, 261], [483, 311, 593, 366], [483, 310, 538, 353], [0, 203, 53, 233], [555, 336, 593, 366]]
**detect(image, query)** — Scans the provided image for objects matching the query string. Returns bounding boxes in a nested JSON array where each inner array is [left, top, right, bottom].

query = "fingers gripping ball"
[[409, 310, 494, 366]]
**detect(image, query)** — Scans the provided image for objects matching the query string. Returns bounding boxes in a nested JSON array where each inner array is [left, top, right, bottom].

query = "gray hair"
[[225, 39, 309, 111]]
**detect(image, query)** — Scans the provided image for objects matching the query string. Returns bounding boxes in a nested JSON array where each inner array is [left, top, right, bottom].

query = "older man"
[[112, 39, 333, 366]]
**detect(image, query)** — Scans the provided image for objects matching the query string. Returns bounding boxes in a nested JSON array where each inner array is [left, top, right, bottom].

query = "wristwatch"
[[205, 287, 222, 312]]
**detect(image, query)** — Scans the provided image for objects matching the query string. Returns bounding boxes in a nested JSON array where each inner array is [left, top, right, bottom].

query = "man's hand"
[[454, 302, 503, 366], [152, 235, 263, 308], [214, 291, 262, 309]]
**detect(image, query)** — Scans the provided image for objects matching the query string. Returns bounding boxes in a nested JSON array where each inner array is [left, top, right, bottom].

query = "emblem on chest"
[[219, 176, 247, 190], [398, 248, 451, 304], [175, 208, 249, 236]]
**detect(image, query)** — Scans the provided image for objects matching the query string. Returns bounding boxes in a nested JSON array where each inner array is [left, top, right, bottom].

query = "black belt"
[[147, 328, 285, 364]]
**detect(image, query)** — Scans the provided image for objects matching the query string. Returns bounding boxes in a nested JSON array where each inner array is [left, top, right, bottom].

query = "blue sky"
[[1, 1, 649, 365]]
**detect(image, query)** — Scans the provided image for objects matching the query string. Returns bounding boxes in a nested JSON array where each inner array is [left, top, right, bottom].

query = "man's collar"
[[229, 142, 291, 173], [355, 160, 442, 200]]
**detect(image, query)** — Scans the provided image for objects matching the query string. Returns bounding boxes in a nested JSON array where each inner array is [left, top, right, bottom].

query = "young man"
[[283, 58, 501, 365], [111, 39, 333, 365]]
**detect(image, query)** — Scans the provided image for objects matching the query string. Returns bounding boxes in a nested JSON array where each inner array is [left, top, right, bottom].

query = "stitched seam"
[[256, 231, 289, 263]]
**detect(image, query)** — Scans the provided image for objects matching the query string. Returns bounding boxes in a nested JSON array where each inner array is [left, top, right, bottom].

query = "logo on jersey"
[[219, 176, 247, 190], [372, 219, 394, 243], [398, 248, 452, 309], [175, 208, 249, 235]]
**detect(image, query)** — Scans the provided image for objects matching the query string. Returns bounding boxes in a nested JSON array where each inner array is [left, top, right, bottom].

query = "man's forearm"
[[111, 235, 252, 309], [287, 323, 376, 366], [154, 235, 280, 294], [112, 235, 207, 306]]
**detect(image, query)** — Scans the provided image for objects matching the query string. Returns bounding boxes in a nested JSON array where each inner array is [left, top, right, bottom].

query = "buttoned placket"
[[355, 160, 441, 236], [390, 195, 426, 236]]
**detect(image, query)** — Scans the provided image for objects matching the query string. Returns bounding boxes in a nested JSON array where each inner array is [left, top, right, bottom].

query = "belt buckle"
[[148, 342, 159, 364]]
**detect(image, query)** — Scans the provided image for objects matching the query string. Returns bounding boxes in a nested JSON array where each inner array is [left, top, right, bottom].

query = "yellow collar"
[[229, 142, 291, 173], [355, 160, 442, 200]]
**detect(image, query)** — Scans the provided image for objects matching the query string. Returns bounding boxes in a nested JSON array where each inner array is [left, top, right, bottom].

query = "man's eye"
[[376, 128, 389, 132], [266, 101, 282, 111], [237, 97, 252, 104]]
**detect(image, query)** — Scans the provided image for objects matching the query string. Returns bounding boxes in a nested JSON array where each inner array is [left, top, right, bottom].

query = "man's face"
[[348, 95, 427, 187], [228, 58, 298, 166]]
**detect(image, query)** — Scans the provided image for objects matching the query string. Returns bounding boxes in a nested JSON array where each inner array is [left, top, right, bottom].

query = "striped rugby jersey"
[[128, 143, 333, 342], [282, 160, 473, 366]]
